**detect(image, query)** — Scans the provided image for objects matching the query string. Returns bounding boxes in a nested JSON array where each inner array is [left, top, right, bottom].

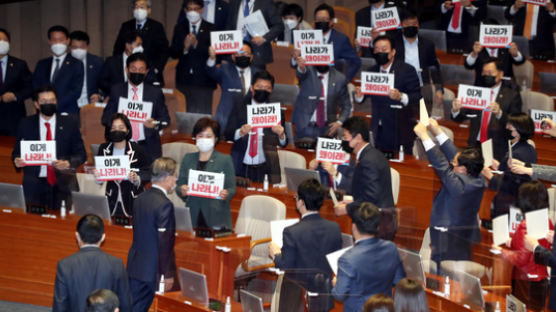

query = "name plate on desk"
[[479, 24, 512, 48], [117, 97, 153, 122], [188, 169, 224, 199], [301, 44, 334, 66], [372, 7, 401, 32], [457, 84, 491, 110], [361, 72, 394, 96], [506, 294, 526, 312], [94, 156, 130, 181], [316, 137, 350, 164], [211, 30, 242, 54], [247, 103, 281, 128], [20, 141, 56, 166], [293, 29, 323, 49]]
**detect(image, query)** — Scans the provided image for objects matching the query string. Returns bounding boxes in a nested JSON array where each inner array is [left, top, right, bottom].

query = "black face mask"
[[315, 65, 330, 74], [374, 52, 390, 66], [341, 140, 354, 154], [253, 89, 270, 103], [403, 26, 419, 38], [314, 22, 330, 33], [129, 72, 146, 86], [504, 129, 516, 141], [234, 56, 251, 69], [482, 75, 497, 88], [40, 103, 57, 117], [108, 130, 127, 143]]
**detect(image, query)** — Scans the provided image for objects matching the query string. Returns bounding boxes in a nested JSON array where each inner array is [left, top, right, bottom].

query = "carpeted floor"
[[0, 301, 50, 312]]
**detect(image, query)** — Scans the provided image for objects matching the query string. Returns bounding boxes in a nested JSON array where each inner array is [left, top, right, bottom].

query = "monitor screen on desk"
[[454, 270, 485, 310], [178, 267, 209, 307], [72, 192, 111, 223], [0, 183, 26, 212], [240, 290, 264, 312], [284, 167, 321, 191], [174, 206, 194, 233], [397, 248, 426, 286]]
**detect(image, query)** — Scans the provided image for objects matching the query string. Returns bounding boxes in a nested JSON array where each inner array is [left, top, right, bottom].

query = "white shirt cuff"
[[550, 10, 556, 17], [355, 94, 364, 103], [509, 5, 518, 15], [335, 172, 342, 185], [234, 128, 243, 141], [436, 132, 450, 145], [466, 5, 478, 16], [290, 58, 297, 67], [279, 135, 286, 145], [513, 52, 523, 62], [207, 58, 216, 67], [297, 65, 306, 74], [400, 93, 409, 106], [451, 110, 460, 118], [441, 4, 448, 14], [422, 138, 436, 151], [466, 53, 478, 66]]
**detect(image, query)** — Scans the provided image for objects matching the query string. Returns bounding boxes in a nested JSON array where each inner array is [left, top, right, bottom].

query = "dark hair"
[[252, 70, 275, 88], [507, 112, 535, 141], [123, 30, 142, 45], [104, 113, 132, 142], [372, 35, 394, 50], [394, 278, 430, 312], [342, 116, 370, 142], [184, 0, 204, 8], [363, 294, 394, 312], [193, 117, 221, 142], [0, 28, 11, 41], [352, 202, 381, 235], [241, 40, 253, 53], [518, 180, 548, 214], [297, 178, 325, 211], [456, 147, 484, 177], [399, 8, 418, 22], [69, 30, 90, 45], [86, 289, 119, 312], [33, 85, 58, 101], [77, 214, 105, 244], [314, 3, 335, 19], [48, 25, 69, 39], [483, 18, 500, 25], [483, 57, 504, 71], [126, 52, 150, 69], [282, 3, 304, 19]]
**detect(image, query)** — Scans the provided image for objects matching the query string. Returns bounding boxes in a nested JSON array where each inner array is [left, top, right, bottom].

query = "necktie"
[[192, 25, 197, 36], [45, 122, 56, 186], [131, 87, 141, 142], [0, 61, 3, 90], [523, 4, 534, 39], [243, 0, 251, 41], [451, 2, 462, 31], [137, 23, 141, 30], [248, 130, 258, 158], [316, 75, 326, 128], [51, 58, 60, 83], [479, 90, 495, 143], [202, 0, 210, 20], [240, 70, 246, 94]]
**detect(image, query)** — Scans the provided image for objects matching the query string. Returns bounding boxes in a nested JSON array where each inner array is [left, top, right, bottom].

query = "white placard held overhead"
[[210, 30, 243, 54], [270, 219, 300, 248], [244, 10, 269, 37], [360, 72, 395, 96], [356, 26, 373, 48], [372, 7, 401, 32], [94, 155, 131, 181], [509, 206, 524, 234], [301, 44, 334, 66], [526, 208, 549, 239], [479, 24, 513, 48], [247, 103, 281, 128], [326, 246, 353, 276], [522, 0, 548, 5], [316, 137, 350, 165], [117, 97, 153, 123], [530, 109, 555, 133], [492, 214, 510, 246], [419, 99, 429, 126], [457, 84, 492, 111], [20, 141, 56, 166], [187, 169, 225, 199], [481, 139, 494, 167], [293, 29, 323, 49]]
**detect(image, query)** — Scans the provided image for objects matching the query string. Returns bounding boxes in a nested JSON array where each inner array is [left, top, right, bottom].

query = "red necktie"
[[131, 86, 141, 142], [451, 2, 462, 30], [479, 90, 495, 143], [248, 130, 258, 158], [45, 122, 56, 186], [316, 75, 325, 128]]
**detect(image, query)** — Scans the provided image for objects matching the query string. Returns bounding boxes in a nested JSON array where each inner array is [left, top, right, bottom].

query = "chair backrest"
[[538, 72, 556, 95], [419, 227, 431, 261], [268, 84, 299, 107], [341, 233, 354, 248], [90, 144, 100, 159], [487, 5, 509, 24], [285, 122, 295, 147], [76, 173, 106, 196], [390, 168, 400, 205], [355, 57, 377, 79], [418, 29, 447, 52], [512, 36, 530, 59], [333, 6, 355, 36], [513, 60, 534, 90], [277, 150, 307, 184], [235, 195, 286, 237], [161, 142, 198, 173], [442, 88, 456, 120], [333, 19, 353, 45], [440, 64, 475, 86], [269, 43, 297, 85], [521, 90, 554, 113], [164, 89, 186, 133], [163, 59, 178, 90], [80, 104, 105, 163]]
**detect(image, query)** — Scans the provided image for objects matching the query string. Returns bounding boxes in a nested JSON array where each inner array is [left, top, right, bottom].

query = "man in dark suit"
[[465, 40, 525, 86], [170, 0, 217, 114], [414, 119, 486, 265], [355, 0, 401, 58], [225, 70, 286, 183], [437, 0, 486, 53], [355, 35, 421, 155], [177, 0, 229, 30], [291, 54, 351, 140], [0, 28, 33, 136], [206, 42, 261, 133], [32, 25, 84, 115], [452, 57, 522, 160], [226, 0, 284, 69], [12, 86, 86, 210], [112, 0, 169, 85], [127, 157, 177, 312], [505, 0, 556, 60], [332, 202, 406, 312], [53, 215, 132, 312], [102, 53, 170, 164], [69, 31, 104, 108], [269, 178, 342, 311]]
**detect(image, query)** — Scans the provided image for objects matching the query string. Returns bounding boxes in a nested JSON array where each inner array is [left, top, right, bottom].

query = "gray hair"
[[132, 0, 151, 8], [151, 157, 177, 182]]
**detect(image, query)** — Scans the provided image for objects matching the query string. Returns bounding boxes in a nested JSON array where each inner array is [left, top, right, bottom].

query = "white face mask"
[[132, 45, 144, 54], [0, 40, 10, 55], [134, 8, 148, 22], [284, 19, 298, 30], [186, 11, 201, 24], [51, 43, 67, 56], [71, 48, 87, 60], [196, 138, 215, 153]]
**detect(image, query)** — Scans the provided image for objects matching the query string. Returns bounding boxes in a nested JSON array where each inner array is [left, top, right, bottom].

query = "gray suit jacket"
[[532, 164, 556, 183]]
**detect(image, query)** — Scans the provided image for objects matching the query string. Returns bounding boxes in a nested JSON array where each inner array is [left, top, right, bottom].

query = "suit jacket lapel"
[[326, 70, 336, 112], [3, 56, 14, 87]]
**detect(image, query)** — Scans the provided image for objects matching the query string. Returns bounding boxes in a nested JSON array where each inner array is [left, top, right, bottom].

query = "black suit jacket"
[[0, 55, 33, 136], [52, 247, 132, 312], [437, 0, 486, 35], [127, 187, 176, 283], [177, 0, 229, 30], [393, 34, 443, 87], [102, 82, 170, 162], [534, 244, 556, 310], [170, 20, 217, 88], [464, 48, 525, 85], [85, 53, 104, 98], [98, 54, 157, 95]]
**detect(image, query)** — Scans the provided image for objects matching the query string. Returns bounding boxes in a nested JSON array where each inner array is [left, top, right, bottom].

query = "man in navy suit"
[[113, 0, 169, 85], [207, 42, 260, 133], [332, 202, 406, 312], [32, 25, 84, 115], [437, 0, 486, 53], [127, 157, 177, 312], [53, 215, 132, 312], [225, 0, 284, 69], [170, 0, 217, 114], [355, 35, 421, 155], [291, 53, 351, 140], [12, 86, 86, 209], [269, 178, 342, 311], [69, 31, 104, 108], [414, 118, 486, 265], [101, 53, 170, 164], [0, 28, 33, 136], [177, 0, 229, 31]]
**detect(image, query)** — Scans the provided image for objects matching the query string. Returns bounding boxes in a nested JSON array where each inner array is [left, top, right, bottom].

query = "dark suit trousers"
[[446, 32, 471, 54], [24, 176, 71, 210], [430, 228, 473, 268], [295, 123, 329, 140], [176, 85, 214, 114], [129, 278, 157, 312]]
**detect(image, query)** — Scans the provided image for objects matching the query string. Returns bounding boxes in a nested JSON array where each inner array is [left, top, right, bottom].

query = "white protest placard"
[[420, 98, 429, 126], [270, 219, 300, 248], [481, 139, 494, 167], [530, 109, 555, 133], [506, 294, 527, 312], [522, 0, 548, 5], [526, 208, 549, 239], [360, 71, 395, 96], [316, 137, 350, 165], [244, 10, 269, 37], [247, 103, 281, 128], [94, 155, 131, 181], [210, 30, 243, 54], [187, 169, 225, 199], [293, 29, 323, 49], [20, 141, 56, 166], [372, 7, 401, 32], [492, 214, 510, 246], [327, 246, 353, 276], [509, 206, 524, 234], [457, 84, 491, 111], [480, 24, 513, 48], [301, 44, 334, 66], [117, 97, 153, 123], [356, 26, 373, 48]]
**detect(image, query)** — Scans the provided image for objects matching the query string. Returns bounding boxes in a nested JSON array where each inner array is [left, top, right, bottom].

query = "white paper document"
[[492, 214, 509, 246], [326, 246, 353, 276], [270, 219, 299, 248], [419, 98, 429, 126], [481, 139, 493, 168], [526, 208, 549, 239], [244, 10, 269, 37]]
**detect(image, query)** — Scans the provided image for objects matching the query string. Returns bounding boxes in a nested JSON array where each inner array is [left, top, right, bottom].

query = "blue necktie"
[[51, 58, 60, 83], [192, 25, 197, 36], [243, 0, 251, 41]]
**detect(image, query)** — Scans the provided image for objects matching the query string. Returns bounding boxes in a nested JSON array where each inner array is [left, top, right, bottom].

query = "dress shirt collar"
[[0, 55, 7, 64], [128, 81, 144, 94], [151, 184, 168, 197], [301, 211, 319, 219], [402, 36, 418, 46], [52, 53, 67, 63], [318, 71, 330, 80], [40, 113, 56, 125], [236, 65, 251, 76], [356, 143, 369, 161], [323, 30, 331, 43], [355, 236, 376, 245], [380, 61, 393, 73], [491, 82, 502, 100], [136, 19, 147, 29]]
